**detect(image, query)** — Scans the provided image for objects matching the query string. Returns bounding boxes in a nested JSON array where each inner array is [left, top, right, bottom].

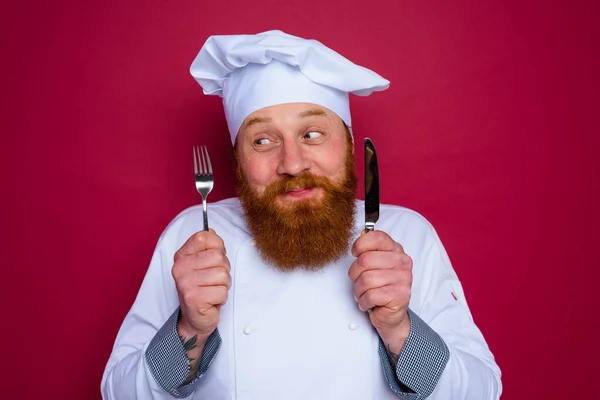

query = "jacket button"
[[348, 323, 357, 331], [243, 326, 252, 335]]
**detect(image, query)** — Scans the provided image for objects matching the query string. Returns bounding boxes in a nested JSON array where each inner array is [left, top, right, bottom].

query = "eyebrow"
[[243, 109, 328, 129], [244, 117, 272, 128], [299, 109, 327, 118]]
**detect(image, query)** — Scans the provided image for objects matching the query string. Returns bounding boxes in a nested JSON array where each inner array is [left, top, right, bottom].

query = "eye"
[[254, 138, 271, 146], [304, 131, 323, 139]]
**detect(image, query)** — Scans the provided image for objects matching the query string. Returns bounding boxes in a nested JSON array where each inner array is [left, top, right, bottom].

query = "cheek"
[[317, 142, 349, 181], [319, 158, 344, 179], [240, 157, 277, 193]]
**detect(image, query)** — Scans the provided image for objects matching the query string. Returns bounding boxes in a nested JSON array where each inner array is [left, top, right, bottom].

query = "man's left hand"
[[349, 230, 413, 354]]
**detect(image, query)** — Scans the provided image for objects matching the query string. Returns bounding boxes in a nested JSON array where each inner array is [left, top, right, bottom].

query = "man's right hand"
[[172, 229, 231, 341]]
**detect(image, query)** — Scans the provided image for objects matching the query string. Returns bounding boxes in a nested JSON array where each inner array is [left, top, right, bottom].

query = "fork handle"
[[202, 198, 209, 232]]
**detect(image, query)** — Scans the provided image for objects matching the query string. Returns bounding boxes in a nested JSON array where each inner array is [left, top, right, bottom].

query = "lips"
[[284, 187, 314, 199], [270, 173, 327, 200], [288, 187, 311, 193]]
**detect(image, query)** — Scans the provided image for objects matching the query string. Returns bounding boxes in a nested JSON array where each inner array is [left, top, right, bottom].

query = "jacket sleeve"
[[378, 309, 450, 398], [101, 230, 220, 399]]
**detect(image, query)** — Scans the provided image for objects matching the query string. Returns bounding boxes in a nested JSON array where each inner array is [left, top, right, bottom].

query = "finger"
[[357, 285, 398, 312], [175, 229, 226, 259], [197, 285, 229, 307], [355, 271, 412, 305], [173, 248, 231, 280], [348, 251, 411, 282], [189, 248, 231, 272], [351, 230, 404, 257], [190, 266, 232, 289], [353, 269, 398, 299], [181, 285, 229, 310]]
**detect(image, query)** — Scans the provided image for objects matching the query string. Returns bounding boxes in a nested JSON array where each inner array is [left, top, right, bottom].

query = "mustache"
[[264, 173, 337, 197]]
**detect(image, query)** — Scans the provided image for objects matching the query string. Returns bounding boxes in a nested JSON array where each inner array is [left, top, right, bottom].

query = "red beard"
[[236, 144, 357, 271]]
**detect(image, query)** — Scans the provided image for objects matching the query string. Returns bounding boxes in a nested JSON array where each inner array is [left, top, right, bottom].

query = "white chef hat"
[[190, 30, 390, 144]]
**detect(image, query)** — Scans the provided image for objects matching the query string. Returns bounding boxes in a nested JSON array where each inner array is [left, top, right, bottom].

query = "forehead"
[[242, 102, 337, 126]]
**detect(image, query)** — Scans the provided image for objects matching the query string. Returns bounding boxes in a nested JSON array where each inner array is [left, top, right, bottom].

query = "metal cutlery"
[[193, 145, 214, 231]]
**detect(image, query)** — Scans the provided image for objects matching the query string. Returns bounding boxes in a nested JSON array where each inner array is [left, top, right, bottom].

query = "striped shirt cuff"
[[145, 308, 222, 398], [379, 309, 450, 398]]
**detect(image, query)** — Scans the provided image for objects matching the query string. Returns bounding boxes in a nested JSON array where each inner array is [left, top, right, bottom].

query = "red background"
[[2, 0, 599, 398]]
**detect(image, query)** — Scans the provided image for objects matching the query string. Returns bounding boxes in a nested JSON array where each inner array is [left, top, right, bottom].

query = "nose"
[[276, 140, 310, 176]]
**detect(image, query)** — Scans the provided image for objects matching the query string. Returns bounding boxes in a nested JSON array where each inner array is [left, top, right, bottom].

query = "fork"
[[193, 145, 214, 231]]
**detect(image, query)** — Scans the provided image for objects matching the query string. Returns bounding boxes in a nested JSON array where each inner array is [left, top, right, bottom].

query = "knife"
[[364, 138, 380, 233]]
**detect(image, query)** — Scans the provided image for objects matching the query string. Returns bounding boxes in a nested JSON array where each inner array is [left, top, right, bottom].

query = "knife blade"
[[364, 138, 380, 233]]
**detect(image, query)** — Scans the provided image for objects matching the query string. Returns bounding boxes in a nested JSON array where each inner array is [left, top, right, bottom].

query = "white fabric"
[[101, 198, 502, 399], [190, 30, 390, 143]]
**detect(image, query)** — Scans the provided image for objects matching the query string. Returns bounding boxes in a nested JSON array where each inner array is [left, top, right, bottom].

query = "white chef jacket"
[[101, 198, 502, 399]]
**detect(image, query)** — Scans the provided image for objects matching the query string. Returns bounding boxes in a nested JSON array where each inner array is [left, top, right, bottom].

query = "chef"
[[101, 30, 502, 399]]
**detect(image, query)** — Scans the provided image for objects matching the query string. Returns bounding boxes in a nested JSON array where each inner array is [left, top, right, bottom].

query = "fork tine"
[[198, 146, 205, 174], [199, 146, 205, 174], [196, 146, 206, 175], [203, 146, 213, 174], [193, 146, 198, 175]]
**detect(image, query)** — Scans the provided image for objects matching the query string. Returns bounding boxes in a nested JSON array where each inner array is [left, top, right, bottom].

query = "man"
[[101, 30, 502, 399]]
